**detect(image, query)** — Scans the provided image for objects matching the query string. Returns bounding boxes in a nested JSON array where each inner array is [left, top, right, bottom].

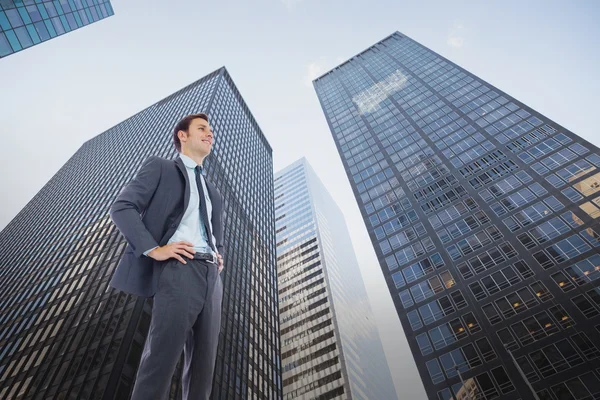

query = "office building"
[[313, 31, 600, 400], [0, 67, 281, 399], [276, 158, 397, 400], [0, 0, 114, 58]]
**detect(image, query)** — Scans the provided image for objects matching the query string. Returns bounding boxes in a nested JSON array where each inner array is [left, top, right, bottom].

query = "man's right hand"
[[148, 241, 195, 264]]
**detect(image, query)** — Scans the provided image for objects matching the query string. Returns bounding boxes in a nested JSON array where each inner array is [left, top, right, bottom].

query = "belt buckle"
[[211, 253, 217, 264]]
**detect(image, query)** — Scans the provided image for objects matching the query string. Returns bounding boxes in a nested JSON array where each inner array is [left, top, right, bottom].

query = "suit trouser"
[[131, 258, 222, 400]]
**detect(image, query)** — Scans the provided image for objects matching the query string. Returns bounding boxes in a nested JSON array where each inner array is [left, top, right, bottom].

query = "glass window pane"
[[51, 17, 65, 35], [33, 21, 50, 41], [0, 11, 11, 30], [4, 29, 21, 51], [26, 5, 43, 22], [0, 32, 12, 56], [5, 9, 24, 28], [14, 26, 33, 48]]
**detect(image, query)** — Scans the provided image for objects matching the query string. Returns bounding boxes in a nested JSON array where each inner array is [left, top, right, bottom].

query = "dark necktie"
[[195, 166, 216, 253]]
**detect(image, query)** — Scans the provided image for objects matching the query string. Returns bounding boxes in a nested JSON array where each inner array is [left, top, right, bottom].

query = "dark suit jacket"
[[109, 156, 224, 298]]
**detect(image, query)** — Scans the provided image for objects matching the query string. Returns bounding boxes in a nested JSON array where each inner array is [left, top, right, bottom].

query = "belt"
[[193, 252, 217, 264]]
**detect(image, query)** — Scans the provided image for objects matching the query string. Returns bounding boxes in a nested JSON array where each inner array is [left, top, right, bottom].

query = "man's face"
[[181, 118, 213, 156]]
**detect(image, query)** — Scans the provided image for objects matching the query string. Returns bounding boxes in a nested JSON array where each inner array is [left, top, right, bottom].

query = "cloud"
[[305, 61, 325, 86], [447, 36, 465, 48], [447, 22, 466, 48], [352, 70, 408, 114], [304, 57, 343, 87]]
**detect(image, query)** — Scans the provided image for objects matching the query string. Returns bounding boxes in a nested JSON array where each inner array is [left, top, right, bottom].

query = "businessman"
[[109, 113, 225, 399]]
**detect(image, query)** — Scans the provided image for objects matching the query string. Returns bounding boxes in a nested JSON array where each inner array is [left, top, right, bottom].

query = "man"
[[109, 113, 225, 399]]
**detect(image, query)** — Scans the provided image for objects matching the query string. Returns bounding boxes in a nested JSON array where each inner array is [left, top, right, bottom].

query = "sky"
[[1, 1, 600, 399]]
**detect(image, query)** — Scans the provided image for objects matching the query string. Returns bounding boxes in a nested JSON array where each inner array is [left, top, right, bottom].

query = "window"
[[475, 337, 496, 362], [551, 373, 599, 399], [557, 159, 595, 181], [552, 270, 575, 292], [503, 216, 520, 232], [573, 172, 600, 196], [419, 296, 456, 325], [511, 311, 559, 346], [494, 287, 539, 320], [500, 188, 536, 211], [529, 339, 583, 378], [469, 281, 487, 300], [497, 328, 519, 351], [391, 271, 406, 288], [491, 366, 515, 395], [450, 290, 467, 309], [399, 290, 414, 308], [533, 250, 554, 269], [528, 217, 571, 244], [571, 332, 600, 360], [580, 201, 600, 219], [561, 210, 585, 228], [545, 234, 591, 263], [428, 318, 467, 350], [482, 303, 502, 325], [407, 310, 423, 330], [546, 174, 565, 188], [571, 291, 600, 319], [402, 257, 437, 283], [517, 232, 536, 249], [513, 260, 535, 279], [544, 195, 564, 211], [562, 186, 583, 202], [416, 333, 433, 355], [580, 227, 600, 247], [426, 358, 445, 384], [530, 281, 553, 301], [565, 254, 600, 286], [439, 344, 481, 378], [479, 266, 521, 296]]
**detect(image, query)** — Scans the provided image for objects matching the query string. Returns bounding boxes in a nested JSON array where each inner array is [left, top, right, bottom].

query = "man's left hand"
[[216, 253, 224, 273]]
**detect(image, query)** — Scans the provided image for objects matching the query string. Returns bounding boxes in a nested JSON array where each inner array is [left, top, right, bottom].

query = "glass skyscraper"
[[313, 31, 600, 400], [0, 67, 281, 399], [275, 158, 397, 400], [0, 0, 114, 58]]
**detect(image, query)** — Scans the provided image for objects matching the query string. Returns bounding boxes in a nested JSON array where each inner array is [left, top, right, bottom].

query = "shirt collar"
[[179, 154, 203, 172]]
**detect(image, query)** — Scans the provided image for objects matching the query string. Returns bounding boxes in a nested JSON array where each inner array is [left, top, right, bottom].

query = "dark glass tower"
[[0, 0, 114, 58], [0, 67, 281, 400], [313, 31, 600, 400]]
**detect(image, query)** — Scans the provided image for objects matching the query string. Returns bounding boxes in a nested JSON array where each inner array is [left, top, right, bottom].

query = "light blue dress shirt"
[[143, 154, 216, 257]]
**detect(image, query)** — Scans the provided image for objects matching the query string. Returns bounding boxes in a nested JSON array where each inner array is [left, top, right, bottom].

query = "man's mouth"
[[202, 139, 212, 145]]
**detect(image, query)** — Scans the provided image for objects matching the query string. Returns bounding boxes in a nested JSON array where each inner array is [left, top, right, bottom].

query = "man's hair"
[[173, 113, 209, 152]]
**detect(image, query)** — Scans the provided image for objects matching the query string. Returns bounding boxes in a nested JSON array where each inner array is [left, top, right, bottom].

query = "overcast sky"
[[1, 1, 599, 399]]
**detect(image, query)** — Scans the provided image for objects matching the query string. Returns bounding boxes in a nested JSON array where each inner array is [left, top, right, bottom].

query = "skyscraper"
[[0, 67, 281, 400], [313, 31, 600, 400], [0, 0, 114, 58], [275, 158, 397, 400]]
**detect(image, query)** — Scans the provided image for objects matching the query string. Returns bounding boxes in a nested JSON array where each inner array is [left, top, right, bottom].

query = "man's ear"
[[177, 130, 187, 144]]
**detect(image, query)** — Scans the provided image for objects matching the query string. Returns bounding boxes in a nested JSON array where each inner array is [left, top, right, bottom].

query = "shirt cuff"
[[143, 246, 158, 257]]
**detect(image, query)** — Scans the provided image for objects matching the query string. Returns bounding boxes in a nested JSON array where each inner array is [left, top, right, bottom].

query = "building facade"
[[275, 158, 397, 400], [313, 31, 600, 400], [0, 67, 281, 399], [0, 0, 114, 58]]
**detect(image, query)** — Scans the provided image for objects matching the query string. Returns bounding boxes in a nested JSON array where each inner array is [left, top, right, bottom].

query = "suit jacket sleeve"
[[110, 156, 162, 258]]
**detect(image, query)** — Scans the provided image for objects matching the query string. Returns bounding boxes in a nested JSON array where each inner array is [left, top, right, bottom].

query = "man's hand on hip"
[[148, 241, 195, 264], [216, 253, 224, 273]]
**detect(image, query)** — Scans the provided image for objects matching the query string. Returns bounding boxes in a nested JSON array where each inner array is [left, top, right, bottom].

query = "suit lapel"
[[175, 157, 191, 213]]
